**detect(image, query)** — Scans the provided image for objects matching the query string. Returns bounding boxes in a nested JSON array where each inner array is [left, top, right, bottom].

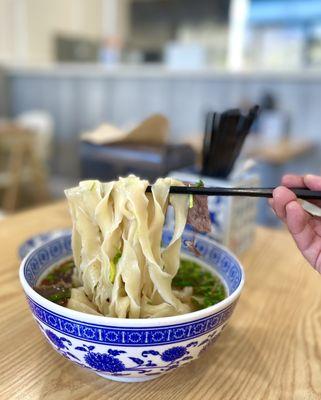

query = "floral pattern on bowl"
[[42, 326, 223, 377]]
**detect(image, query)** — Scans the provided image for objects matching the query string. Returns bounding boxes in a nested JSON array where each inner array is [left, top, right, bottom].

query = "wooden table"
[[1, 202, 321, 399]]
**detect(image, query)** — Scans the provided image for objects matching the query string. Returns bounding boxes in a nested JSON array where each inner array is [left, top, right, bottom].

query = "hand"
[[269, 174, 321, 273]]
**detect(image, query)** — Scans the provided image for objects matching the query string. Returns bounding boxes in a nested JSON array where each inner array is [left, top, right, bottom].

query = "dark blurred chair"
[[80, 142, 196, 181]]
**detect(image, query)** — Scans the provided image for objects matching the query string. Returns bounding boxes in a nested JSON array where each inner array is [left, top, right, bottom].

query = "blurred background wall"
[[0, 0, 103, 65]]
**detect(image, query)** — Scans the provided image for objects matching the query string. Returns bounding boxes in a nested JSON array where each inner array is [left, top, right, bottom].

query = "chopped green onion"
[[173, 259, 226, 309], [60, 262, 74, 273], [48, 288, 71, 303], [109, 261, 116, 284], [188, 180, 204, 209], [109, 250, 122, 284], [195, 179, 204, 188], [43, 273, 56, 283]]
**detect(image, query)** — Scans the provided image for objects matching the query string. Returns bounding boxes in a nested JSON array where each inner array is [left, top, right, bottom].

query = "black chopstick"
[[201, 112, 215, 175], [213, 110, 241, 178], [226, 105, 260, 175], [145, 186, 321, 200]]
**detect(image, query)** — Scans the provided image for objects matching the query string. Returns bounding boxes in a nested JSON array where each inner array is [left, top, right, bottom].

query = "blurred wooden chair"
[[15, 110, 54, 162], [0, 123, 50, 213]]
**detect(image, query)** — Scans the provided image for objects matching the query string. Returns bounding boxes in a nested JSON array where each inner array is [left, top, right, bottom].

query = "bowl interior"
[[22, 229, 243, 297]]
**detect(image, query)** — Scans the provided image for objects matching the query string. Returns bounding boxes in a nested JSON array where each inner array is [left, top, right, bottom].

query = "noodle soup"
[[20, 229, 244, 382], [35, 257, 226, 315]]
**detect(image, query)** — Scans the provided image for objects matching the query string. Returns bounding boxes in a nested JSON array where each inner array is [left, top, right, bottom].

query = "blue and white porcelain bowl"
[[19, 230, 244, 383]]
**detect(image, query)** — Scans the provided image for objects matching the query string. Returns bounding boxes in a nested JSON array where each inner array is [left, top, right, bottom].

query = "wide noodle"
[[65, 175, 192, 318]]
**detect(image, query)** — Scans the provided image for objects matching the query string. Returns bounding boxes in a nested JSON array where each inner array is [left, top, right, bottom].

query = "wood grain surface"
[[1, 202, 321, 400]]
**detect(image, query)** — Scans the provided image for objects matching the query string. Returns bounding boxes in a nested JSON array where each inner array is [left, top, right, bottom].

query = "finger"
[[272, 186, 297, 221], [282, 174, 305, 188], [303, 175, 321, 208], [304, 174, 321, 190], [285, 201, 321, 270], [281, 174, 321, 208], [285, 200, 313, 249], [286, 201, 321, 264]]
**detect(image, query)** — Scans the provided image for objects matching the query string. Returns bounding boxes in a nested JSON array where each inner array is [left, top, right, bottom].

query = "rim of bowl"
[[18, 229, 71, 260], [19, 234, 245, 327]]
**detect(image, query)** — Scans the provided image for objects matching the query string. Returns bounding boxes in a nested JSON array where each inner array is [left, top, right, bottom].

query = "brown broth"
[[34, 259, 75, 306]]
